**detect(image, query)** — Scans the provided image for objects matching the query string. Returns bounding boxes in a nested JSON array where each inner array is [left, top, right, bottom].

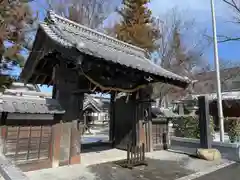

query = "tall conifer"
[[114, 0, 160, 54]]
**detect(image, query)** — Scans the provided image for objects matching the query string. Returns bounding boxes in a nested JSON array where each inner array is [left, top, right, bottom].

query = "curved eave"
[[21, 11, 191, 89]]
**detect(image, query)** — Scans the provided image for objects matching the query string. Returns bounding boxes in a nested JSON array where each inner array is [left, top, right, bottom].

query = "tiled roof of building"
[[83, 94, 109, 112], [0, 95, 65, 114]]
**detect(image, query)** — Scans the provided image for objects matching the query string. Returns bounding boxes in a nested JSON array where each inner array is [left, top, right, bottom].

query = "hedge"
[[171, 116, 215, 139]]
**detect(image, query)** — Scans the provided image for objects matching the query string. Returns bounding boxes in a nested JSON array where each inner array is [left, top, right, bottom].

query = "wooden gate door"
[[152, 118, 169, 151], [2, 125, 52, 170]]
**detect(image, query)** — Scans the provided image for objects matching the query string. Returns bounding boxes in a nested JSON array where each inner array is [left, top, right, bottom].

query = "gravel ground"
[[89, 158, 194, 180], [25, 150, 231, 180]]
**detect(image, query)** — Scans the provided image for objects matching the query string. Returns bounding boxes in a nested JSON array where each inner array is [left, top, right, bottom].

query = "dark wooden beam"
[[81, 58, 145, 88], [32, 74, 40, 84], [48, 79, 53, 86], [71, 89, 92, 94], [40, 75, 48, 85], [41, 59, 48, 69], [34, 69, 52, 76], [109, 92, 115, 146]]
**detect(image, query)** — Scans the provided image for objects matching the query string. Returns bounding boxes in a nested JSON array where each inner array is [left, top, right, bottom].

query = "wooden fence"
[[116, 143, 147, 169], [2, 126, 52, 164]]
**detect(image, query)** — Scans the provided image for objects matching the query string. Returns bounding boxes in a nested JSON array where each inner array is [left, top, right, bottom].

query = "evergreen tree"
[[114, 0, 160, 54], [0, 0, 35, 91], [171, 27, 186, 68]]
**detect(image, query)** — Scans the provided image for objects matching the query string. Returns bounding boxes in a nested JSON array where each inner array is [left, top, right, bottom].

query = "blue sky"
[[149, 0, 240, 62], [19, 0, 240, 92]]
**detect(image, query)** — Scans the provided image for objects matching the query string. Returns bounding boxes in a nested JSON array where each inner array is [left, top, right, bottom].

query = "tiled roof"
[[0, 95, 65, 114], [83, 94, 109, 112], [22, 11, 190, 88], [83, 95, 101, 112]]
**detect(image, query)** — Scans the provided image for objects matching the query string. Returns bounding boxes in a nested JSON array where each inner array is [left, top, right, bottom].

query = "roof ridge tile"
[[48, 11, 147, 59]]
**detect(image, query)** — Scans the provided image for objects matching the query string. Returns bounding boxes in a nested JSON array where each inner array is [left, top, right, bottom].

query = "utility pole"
[[210, 0, 225, 142]]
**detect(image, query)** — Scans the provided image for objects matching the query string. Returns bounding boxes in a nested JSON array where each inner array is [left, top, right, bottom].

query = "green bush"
[[227, 117, 240, 143], [171, 116, 215, 139]]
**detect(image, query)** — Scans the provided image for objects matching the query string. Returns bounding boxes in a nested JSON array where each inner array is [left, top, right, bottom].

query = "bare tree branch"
[[220, 0, 240, 42], [152, 8, 211, 107], [218, 35, 240, 42], [45, 0, 117, 30], [223, 0, 240, 13]]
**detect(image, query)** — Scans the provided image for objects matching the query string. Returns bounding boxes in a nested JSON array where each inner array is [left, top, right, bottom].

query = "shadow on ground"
[[89, 158, 195, 180]]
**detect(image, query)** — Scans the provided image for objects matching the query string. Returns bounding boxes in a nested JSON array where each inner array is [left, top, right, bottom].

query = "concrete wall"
[[170, 136, 240, 162]]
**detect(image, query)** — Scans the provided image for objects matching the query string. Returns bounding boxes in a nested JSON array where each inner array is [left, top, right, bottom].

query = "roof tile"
[[0, 96, 65, 114], [39, 11, 190, 86]]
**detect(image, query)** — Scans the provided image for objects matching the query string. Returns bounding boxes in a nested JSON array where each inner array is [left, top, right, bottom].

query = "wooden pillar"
[[109, 93, 115, 146], [69, 120, 81, 164], [0, 126, 7, 154], [198, 96, 212, 149], [0, 112, 8, 154], [50, 122, 62, 168], [53, 62, 84, 165], [137, 88, 153, 152], [58, 122, 71, 165], [138, 120, 145, 146], [148, 119, 153, 152], [138, 105, 152, 152], [113, 94, 137, 150], [132, 94, 137, 147]]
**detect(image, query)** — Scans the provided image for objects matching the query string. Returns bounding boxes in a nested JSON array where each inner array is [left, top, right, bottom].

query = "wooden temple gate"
[[19, 10, 190, 168]]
